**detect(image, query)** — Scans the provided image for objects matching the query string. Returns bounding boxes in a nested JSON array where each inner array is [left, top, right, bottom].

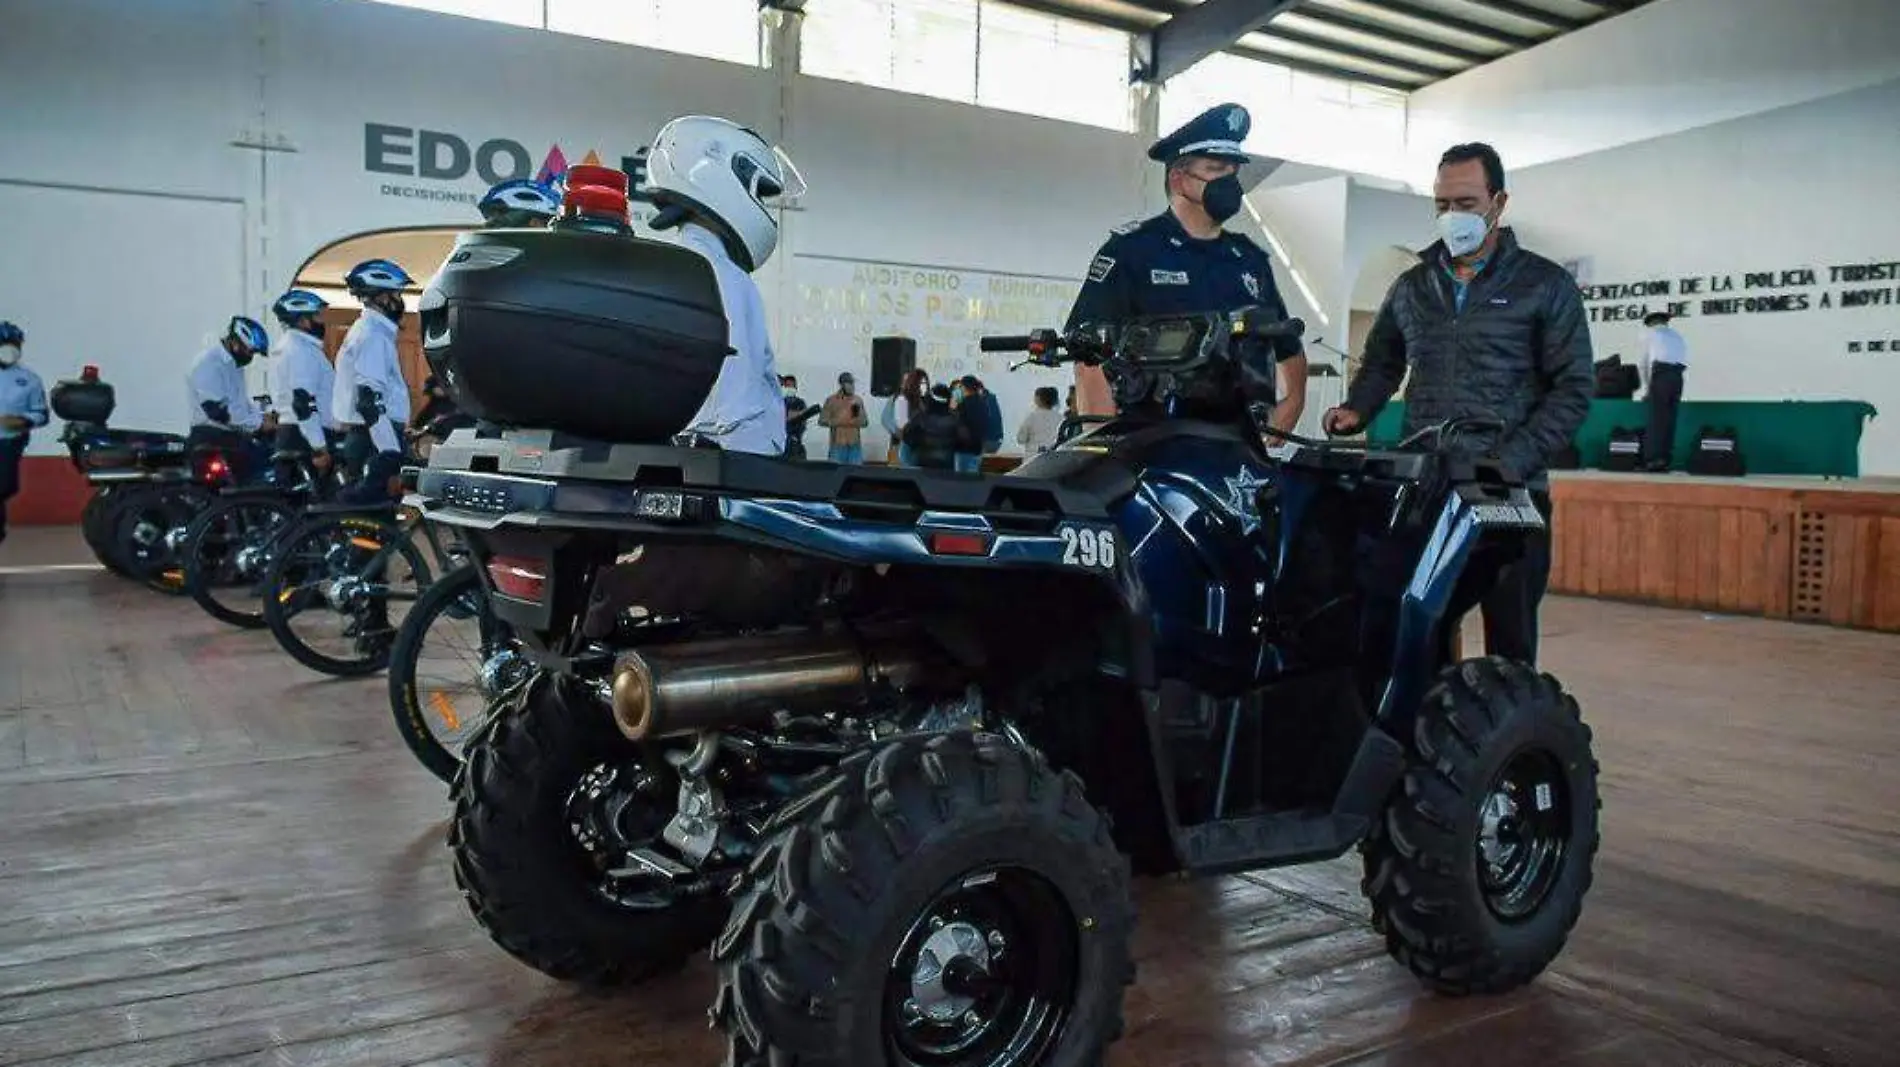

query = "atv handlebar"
[[980, 309, 1306, 371]]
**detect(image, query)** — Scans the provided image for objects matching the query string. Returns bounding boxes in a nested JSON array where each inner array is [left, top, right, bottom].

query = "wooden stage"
[[1, 528, 1897, 1066], [1547, 471, 1900, 633]]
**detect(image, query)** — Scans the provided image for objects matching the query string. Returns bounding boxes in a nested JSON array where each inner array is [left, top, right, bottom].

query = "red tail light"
[[195, 451, 231, 485], [928, 532, 991, 557], [81, 364, 100, 382], [487, 556, 547, 602]]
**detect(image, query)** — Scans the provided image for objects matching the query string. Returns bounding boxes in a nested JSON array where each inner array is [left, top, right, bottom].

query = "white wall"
[[0, 0, 1152, 457], [1407, 0, 1900, 174], [1505, 77, 1900, 474]]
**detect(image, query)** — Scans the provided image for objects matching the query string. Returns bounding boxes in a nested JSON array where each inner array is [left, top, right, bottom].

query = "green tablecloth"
[[1367, 400, 1877, 477]]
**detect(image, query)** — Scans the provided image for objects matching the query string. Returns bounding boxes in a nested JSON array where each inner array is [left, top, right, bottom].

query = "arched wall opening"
[[291, 226, 468, 414]]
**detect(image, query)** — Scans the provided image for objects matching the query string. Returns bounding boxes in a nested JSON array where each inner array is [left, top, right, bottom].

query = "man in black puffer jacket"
[[1325, 142, 1593, 666]]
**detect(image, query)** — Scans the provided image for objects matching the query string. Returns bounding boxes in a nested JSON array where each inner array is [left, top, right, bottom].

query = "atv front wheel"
[[712, 731, 1136, 1067], [448, 675, 729, 985], [1361, 656, 1600, 995]]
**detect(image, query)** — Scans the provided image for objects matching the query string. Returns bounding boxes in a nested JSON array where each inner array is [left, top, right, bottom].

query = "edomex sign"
[[364, 121, 649, 206]]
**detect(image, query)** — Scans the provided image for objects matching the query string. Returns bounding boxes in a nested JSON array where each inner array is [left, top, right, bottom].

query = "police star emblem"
[[1226, 108, 1245, 133], [1222, 466, 1269, 536], [1242, 272, 1261, 299]]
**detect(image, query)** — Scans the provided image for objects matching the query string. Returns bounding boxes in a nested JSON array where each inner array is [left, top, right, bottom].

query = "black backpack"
[[1686, 425, 1746, 477]]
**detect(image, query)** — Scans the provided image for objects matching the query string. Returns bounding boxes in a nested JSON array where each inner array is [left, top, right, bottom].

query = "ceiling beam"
[[1284, 5, 1491, 65], [1454, 0, 1586, 31], [1251, 23, 1454, 79], [1135, 0, 1303, 84], [1238, 49, 1424, 92], [1366, 0, 1540, 49]]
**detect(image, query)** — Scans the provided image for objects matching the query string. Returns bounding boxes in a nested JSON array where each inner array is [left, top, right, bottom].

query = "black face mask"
[[232, 350, 255, 368], [373, 294, 404, 321], [1200, 173, 1244, 224], [302, 321, 326, 341]]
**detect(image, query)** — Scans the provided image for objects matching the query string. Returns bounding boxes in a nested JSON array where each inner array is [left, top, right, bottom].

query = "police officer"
[[330, 258, 414, 498], [269, 289, 340, 467], [478, 178, 560, 229], [644, 115, 802, 456], [187, 316, 274, 478], [1065, 103, 1308, 432], [0, 321, 49, 546]]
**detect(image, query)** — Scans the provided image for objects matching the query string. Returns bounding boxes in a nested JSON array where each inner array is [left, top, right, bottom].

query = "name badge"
[[1151, 270, 1190, 285]]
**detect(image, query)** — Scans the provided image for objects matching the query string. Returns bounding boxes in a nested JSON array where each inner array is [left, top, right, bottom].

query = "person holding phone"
[[819, 371, 869, 465]]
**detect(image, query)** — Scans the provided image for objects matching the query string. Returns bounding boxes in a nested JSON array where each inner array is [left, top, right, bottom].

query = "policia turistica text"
[[1064, 103, 1308, 431]]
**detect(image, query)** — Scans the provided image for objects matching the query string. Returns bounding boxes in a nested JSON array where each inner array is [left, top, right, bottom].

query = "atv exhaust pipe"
[[609, 629, 932, 741]]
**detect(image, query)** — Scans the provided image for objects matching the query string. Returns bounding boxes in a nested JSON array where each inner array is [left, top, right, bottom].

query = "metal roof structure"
[[992, 0, 1658, 93]]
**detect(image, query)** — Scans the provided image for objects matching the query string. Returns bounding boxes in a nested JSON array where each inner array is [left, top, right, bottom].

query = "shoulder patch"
[[1110, 219, 1143, 236], [1087, 255, 1117, 283]]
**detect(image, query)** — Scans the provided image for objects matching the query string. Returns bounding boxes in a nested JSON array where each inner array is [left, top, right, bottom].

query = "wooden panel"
[[1551, 474, 1900, 633]]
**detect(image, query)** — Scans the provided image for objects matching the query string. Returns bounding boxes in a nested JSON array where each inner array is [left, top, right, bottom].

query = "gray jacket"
[[1346, 228, 1594, 485]]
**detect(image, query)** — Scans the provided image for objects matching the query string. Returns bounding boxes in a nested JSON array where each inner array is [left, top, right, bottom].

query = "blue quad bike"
[[410, 228, 1599, 1067]]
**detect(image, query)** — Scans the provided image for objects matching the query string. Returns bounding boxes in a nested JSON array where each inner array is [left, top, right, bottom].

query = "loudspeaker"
[[870, 336, 916, 398]]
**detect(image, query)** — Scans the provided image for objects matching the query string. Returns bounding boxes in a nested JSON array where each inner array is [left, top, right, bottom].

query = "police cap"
[[1147, 103, 1253, 165]]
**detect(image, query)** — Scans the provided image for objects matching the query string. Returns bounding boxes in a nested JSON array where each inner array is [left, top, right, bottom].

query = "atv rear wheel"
[[1361, 656, 1600, 995], [449, 674, 729, 986], [712, 731, 1135, 1067]]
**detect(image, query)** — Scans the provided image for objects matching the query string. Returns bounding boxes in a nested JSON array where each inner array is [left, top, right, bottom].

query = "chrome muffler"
[[609, 629, 931, 741]]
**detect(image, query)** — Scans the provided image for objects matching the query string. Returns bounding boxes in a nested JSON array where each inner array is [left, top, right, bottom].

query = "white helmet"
[[645, 115, 805, 272]]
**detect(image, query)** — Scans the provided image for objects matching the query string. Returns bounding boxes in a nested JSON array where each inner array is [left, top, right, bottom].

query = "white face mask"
[[0, 344, 20, 367], [1435, 210, 1491, 259]]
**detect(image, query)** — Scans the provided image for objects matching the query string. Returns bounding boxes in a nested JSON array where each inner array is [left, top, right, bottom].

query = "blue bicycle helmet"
[[225, 315, 269, 355], [0, 322, 22, 346], [271, 289, 329, 325], [479, 178, 561, 227], [343, 258, 413, 296]]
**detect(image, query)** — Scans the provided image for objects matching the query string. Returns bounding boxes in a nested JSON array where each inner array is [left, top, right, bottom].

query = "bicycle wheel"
[[387, 564, 526, 784], [181, 495, 300, 629], [107, 483, 211, 595], [260, 512, 431, 676]]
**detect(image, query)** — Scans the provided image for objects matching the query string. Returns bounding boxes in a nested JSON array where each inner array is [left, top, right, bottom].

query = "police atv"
[[411, 222, 1600, 1067]]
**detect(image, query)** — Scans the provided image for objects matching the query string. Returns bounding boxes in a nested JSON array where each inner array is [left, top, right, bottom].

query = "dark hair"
[[960, 374, 981, 391], [1034, 386, 1058, 409], [901, 368, 928, 404], [929, 383, 952, 401], [1643, 311, 1672, 327], [1439, 142, 1506, 194]]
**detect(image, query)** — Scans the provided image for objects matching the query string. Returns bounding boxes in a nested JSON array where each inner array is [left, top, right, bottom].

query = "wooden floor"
[[2, 528, 1897, 1066]]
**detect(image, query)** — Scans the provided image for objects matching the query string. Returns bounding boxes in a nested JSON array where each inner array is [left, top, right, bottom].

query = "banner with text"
[[782, 255, 1082, 456]]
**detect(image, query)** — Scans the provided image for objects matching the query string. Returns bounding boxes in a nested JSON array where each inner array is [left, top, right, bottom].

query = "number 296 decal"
[[1058, 525, 1118, 570]]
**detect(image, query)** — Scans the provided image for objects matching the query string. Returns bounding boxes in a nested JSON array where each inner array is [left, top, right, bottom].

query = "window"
[[360, 0, 764, 67], [1160, 52, 1410, 182], [546, 0, 762, 66], [976, 4, 1131, 130], [802, 0, 980, 105], [802, 1, 1132, 129], [367, 0, 542, 29]]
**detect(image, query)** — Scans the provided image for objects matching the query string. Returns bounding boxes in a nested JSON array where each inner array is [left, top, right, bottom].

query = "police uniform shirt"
[[0, 364, 48, 440], [187, 345, 262, 431], [272, 328, 337, 449], [330, 310, 409, 454], [1064, 210, 1304, 365], [676, 222, 786, 457]]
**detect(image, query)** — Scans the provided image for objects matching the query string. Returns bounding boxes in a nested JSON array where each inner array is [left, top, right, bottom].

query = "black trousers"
[[1479, 488, 1554, 665], [1645, 363, 1685, 467], [0, 434, 26, 540]]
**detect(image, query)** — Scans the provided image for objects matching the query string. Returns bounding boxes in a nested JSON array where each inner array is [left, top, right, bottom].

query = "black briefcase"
[[1686, 425, 1746, 477]]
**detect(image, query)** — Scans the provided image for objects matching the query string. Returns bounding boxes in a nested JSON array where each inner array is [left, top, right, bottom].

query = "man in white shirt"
[[331, 258, 415, 498], [186, 315, 273, 479], [1641, 311, 1689, 471], [642, 115, 804, 456], [269, 289, 339, 466]]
